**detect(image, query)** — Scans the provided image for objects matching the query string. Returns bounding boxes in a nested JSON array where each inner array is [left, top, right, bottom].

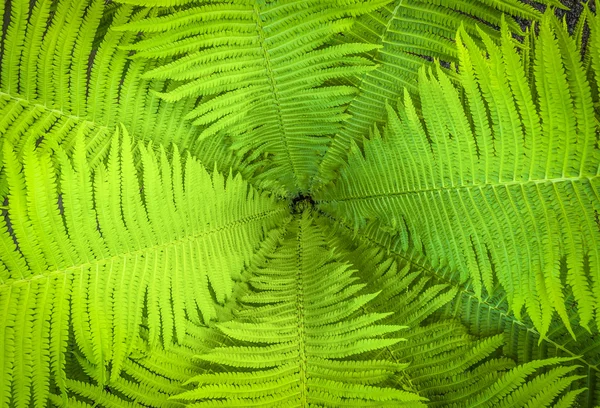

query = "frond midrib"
[[0, 91, 106, 129], [1, 207, 286, 288], [295, 218, 309, 403], [251, 2, 300, 192], [318, 174, 600, 203]]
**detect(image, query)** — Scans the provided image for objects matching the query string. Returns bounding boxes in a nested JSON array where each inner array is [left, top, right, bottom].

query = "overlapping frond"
[[443, 282, 600, 407], [316, 11, 600, 338], [0, 0, 199, 198], [170, 212, 425, 406], [311, 0, 562, 189], [114, 0, 390, 194], [0, 128, 287, 406], [317, 212, 586, 406], [190, 131, 291, 197], [51, 226, 288, 407]]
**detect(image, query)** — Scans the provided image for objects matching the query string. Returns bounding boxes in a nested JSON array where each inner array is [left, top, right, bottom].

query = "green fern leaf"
[[114, 0, 389, 194], [0, 126, 286, 405], [317, 14, 600, 339], [172, 213, 426, 406], [312, 0, 555, 188]]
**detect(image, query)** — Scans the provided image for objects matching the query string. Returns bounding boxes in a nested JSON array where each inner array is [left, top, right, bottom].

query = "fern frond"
[[0, 0, 198, 194], [115, 0, 389, 194], [443, 281, 600, 407], [0, 127, 287, 405], [55, 226, 289, 407], [312, 0, 555, 189], [317, 211, 586, 407], [170, 212, 426, 406], [328, 206, 600, 407], [317, 12, 600, 338]]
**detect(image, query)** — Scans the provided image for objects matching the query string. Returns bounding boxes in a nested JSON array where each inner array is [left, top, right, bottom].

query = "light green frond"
[[325, 207, 600, 407], [0, 127, 287, 406], [443, 282, 600, 408], [316, 13, 600, 339], [171, 212, 426, 406], [312, 0, 555, 189], [189, 132, 290, 197], [0, 0, 199, 195], [115, 0, 388, 194], [316, 212, 586, 407]]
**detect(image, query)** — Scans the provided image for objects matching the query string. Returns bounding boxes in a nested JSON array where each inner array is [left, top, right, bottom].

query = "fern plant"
[[1, 0, 599, 407]]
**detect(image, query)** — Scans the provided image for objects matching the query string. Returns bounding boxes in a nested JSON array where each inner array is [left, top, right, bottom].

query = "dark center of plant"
[[291, 194, 315, 214]]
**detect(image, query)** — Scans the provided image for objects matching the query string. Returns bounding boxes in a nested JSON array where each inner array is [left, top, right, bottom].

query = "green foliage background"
[[0, 0, 599, 406]]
